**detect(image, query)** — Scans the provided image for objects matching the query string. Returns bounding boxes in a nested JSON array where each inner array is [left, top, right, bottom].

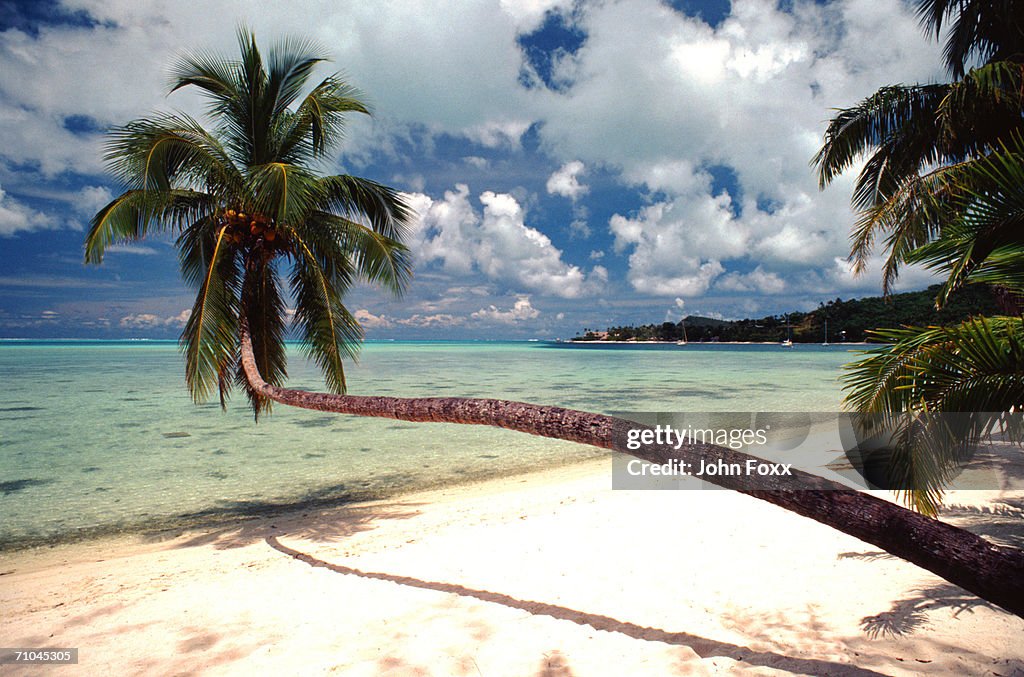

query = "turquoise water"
[[0, 340, 856, 550]]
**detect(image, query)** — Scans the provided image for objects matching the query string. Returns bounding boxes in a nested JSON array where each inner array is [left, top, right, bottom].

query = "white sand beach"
[[2, 458, 1022, 676]]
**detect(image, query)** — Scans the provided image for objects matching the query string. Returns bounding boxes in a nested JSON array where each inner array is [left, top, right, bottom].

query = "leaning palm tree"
[[85, 28, 413, 418], [87, 29, 1024, 618]]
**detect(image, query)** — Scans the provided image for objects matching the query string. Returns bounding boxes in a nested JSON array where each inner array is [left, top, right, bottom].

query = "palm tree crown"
[[812, 0, 1024, 291], [85, 28, 414, 417]]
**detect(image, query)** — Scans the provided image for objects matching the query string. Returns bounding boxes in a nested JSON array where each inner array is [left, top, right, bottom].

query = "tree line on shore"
[[573, 284, 1002, 343]]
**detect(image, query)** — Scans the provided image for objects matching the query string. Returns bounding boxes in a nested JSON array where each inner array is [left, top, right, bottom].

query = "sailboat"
[[676, 316, 688, 345], [822, 319, 829, 346], [781, 314, 793, 347]]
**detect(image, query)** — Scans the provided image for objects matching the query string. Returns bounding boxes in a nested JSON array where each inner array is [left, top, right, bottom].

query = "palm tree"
[[918, 0, 1024, 78], [87, 29, 1024, 618], [841, 137, 1024, 513], [812, 61, 1024, 291], [812, 0, 1024, 290], [85, 28, 413, 418], [816, 0, 1024, 514]]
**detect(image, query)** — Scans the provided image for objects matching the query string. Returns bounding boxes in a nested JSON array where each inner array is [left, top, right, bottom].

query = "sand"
[[1, 457, 1022, 676]]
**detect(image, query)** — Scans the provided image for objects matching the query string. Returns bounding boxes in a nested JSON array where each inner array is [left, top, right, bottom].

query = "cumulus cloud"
[[716, 266, 787, 294], [406, 184, 604, 298], [0, 185, 53, 236], [354, 307, 468, 329], [609, 193, 737, 296], [541, 0, 941, 296], [471, 296, 540, 323], [105, 244, 159, 255], [119, 309, 190, 330], [546, 160, 588, 200], [354, 308, 393, 329], [0, 0, 952, 329], [398, 313, 465, 328], [76, 185, 113, 216]]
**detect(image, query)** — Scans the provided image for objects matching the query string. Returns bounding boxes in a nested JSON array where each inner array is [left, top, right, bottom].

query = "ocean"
[[0, 340, 857, 550]]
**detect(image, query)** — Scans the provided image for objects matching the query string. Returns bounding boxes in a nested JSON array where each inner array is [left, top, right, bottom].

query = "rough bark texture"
[[239, 323, 1024, 618]]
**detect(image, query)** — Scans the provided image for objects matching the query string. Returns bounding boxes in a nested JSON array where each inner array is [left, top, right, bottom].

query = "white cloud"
[[609, 195, 737, 296], [397, 313, 465, 328], [354, 308, 393, 329], [471, 296, 540, 323], [568, 219, 591, 238], [546, 160, 588, 200], [76, 185, 113, 216], [0, 185, 53, 235], [0, 0, 954, 327], [537, 0, 942, 295], [463, 156, 489, 169], [119, 309, 190, 330], [716, 266, 787, 294], [406, 185, 604, 298], [105, 244, 159, 255], [354, 307, 467, 329], [464, 119, 532, 149], [498, 0, 575, 32]]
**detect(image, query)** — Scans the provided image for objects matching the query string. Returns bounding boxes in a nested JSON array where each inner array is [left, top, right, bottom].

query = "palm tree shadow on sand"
[[857, 581, 999, 639], [264, 535, 889, 677], [837, 497, 1024, 638], [142, 499, 423, 550]]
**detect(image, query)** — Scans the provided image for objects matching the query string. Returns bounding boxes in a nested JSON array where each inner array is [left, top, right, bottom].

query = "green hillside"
[[575, 285, 1003, 343]]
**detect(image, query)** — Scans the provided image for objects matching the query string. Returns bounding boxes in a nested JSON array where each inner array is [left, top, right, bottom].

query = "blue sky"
[[0, 0, 947, 339]]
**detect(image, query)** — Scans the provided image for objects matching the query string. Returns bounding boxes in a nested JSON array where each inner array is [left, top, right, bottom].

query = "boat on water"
[[781, 314, 794, 346]]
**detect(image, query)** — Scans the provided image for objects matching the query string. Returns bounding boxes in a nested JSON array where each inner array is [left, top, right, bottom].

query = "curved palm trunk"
[[239, 323, 1024, 617]]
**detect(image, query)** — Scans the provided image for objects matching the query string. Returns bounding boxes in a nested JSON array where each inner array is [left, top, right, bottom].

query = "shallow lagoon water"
[[0, 340, 857, 549]]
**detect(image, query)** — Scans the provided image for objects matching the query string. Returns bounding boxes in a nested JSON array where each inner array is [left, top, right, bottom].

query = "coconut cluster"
[[218, 209, 283, 246]]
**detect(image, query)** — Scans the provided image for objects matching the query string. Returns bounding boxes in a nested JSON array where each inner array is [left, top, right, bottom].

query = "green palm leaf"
[[843, 317, 1024, 513], [181, 225, 242, 404], [288, 228, 362, 393]]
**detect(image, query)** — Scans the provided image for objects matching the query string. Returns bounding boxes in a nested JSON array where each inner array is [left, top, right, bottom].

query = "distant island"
[[572, 285, 1003, 344]]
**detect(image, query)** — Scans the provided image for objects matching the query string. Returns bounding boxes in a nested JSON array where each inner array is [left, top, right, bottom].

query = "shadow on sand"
[[143, 499, 424, 551], [264, 535, 888, 677], [856, 582, 998, 639]]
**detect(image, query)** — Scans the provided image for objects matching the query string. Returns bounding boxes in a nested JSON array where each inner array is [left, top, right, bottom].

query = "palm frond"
[[813, 84, 948, 189], [89, 28, 411, 418], [104, 113, 243, 194], [315, 175, 415, 242], [264, 35, 328, 116], [302, 211, 412, 296], [843, 317, 1024, 513], [904, 135, 1024, 302], [288, 228, 362, 393], [916, 0, 1024, 77], [85, 189, 214, 264], [276, 75, 370, 161], [247, 162, 321, 226], [181, 226, 242, 404]]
